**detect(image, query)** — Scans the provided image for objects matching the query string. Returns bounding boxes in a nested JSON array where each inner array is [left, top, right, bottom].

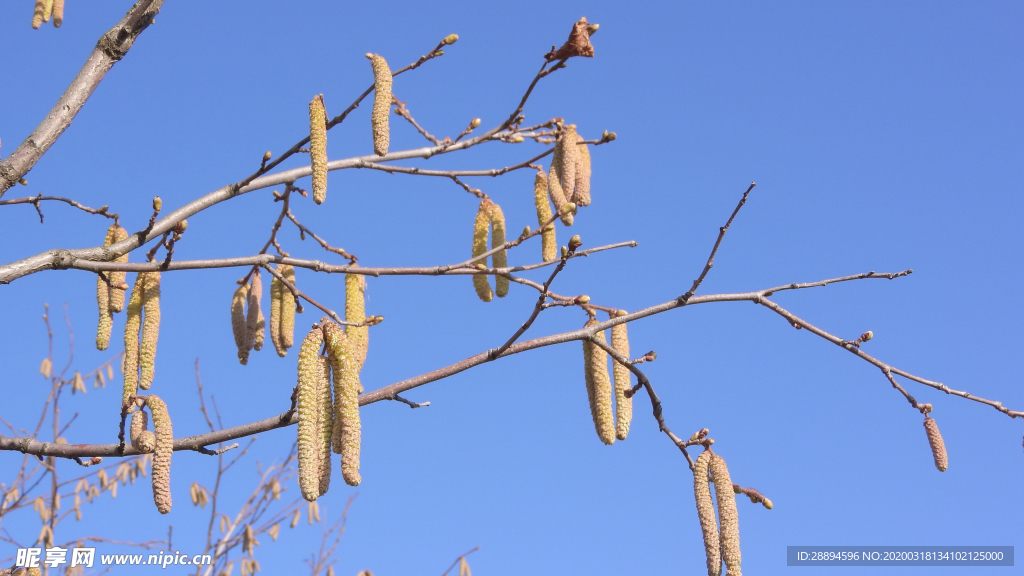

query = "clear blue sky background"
[[1, 1, 1022, 574]]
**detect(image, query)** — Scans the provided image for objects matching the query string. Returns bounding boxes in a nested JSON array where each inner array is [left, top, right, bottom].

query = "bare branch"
[[679, 182, 756, 304]]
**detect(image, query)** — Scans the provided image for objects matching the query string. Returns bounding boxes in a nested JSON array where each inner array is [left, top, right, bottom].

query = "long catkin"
[[345, 270, 368, 369], [548, 154, 573, 227], [573, 134, 592, 206], [309, 95, 328, 205], [316, 354, 333, 496], [710, 454, 741, 576], [121, 274, 146, 409], [323, 322, 362, 486], [41, 0, 52, 23], [532, 170, 557, 262], [96, 227, 115, 351], [582, 320, 615, 445], [269, 275, 284, 356], [32, 0, 45, 28], [924, 416, 948, 472], [694, 450, 722, 576], [367, 54, 392, 156], [51, 0, 63, 27], [108, 225, 129, 313], [610, 310, 632, 441], [146, 395, 173, 514], [487, 200, 509, 298], [471, 200, 493, 302], [297, 326, 325, 501], [130, 409, 149, 449], [138, 272, 161, 390], [246, 271, 263, 353], [232, 284, 250, 364], [280, 266, 297, 350], [555, 125, 579, 204]]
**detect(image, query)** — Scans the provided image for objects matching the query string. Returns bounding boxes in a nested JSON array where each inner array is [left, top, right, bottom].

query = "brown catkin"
[[582, 320, 615, 445], [32, 0, 45, 28], [108, 225, 129, 313], [309, 94, 328, 205], [547, 155, 574, 226], [130, 409, 149, 449], [574, 134, 592, 206], [555, 125, 579, 204], [269, 276, 285, 356], [710, 454, 741, 576], [610, 310, 632, 441], [367, 53, 392, 156], [146, 395, 173, 514], [136, 431, 156, 454], [487, 200, 509, 298], [232, 284, 250, 364], [924, 416, 948, 472], [533, 170, 557, 262], [316, 354, 333, 496], [280, 265, 297, 350], [254, 289, 266, 352], [324, 322, 362, 485], [471, 199, 493, 302], [346, 270, 368, 369], [96, 227, 115, 351], [139, 271, 161, 390], [694, 450, 722, 576], [297, 326, 325, 501], [121, 274, 145, 409], [246, 271, 263, 353], [51, 0, 63, 27]]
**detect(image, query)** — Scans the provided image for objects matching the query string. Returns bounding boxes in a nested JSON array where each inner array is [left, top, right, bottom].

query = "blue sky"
[[1, 1, 1022, 574]]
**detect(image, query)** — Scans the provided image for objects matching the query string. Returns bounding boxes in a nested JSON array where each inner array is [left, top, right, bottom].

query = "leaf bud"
[[860, 330, 873, 342], [433, 50, 445, 57], [18, 178, 27, 185], [521, 225, 531, 238], [263, 151, 272, 161], [470, 118, 482, 128], [510, 134, 524, 143], [568, 235, 583, 250], [443, 33, 459, 45], [173, 220, 188, 234], [560, 246, 568, 257], [562, 202, 577, 214], [152, 197, 162, 212], [576, 295, 590, 304]]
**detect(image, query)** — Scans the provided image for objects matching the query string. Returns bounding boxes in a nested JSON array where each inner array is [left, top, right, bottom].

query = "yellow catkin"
[[694, 450, 722, 576], [924, 416, 948, 472], [323, 321, 362, 486], [710, 454, 741, 576], [547, 156, 573, 226], [316, 354, 333, 496], [367, 53, 392, 156], [121, 273, 145, 409], [555, 125, 579, 205], [232, 284, 250, 364], [41, 0, 52, 23], [32, 0, 45, 28], [146, 395, 173, 514], [582, 320, 615, 445], [610, 310, 632, 441], [471, 199, 493, 302], [254, 290, 266, 352], [297, 326, 325, 501], [346, 270, 368, 369], [130, 409, 149, 449], [246, 271, 263, 353], [108, 225, 129, 313], [269, 276, 285, 357], [96, 227, 115, 351], [309, 94, 328, 205], [139, 271, 161, 390], [280, 265, 297, 350], [51, 0, 63, 27], [574, 134, 592, 206], [487, 200, 509, 298], [533, 170, 557, 262]]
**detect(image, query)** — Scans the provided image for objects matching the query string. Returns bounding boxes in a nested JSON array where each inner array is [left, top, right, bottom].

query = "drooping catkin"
[[254, 290, 266, 352], [32, 0, 45, 28], [297, 326, 326, 501], [573, 134, 592, 206], [280, 265, 297, 350], [146, 395, 173, 514], [367, 53, 392, 156], [108, 225, 129, 313], [924, 415, 948, 472], [309, 94, 328, 205], [582, 320, 615, 445], [232, 284, 250, 364], [51, 0, 63, 27], [316, 354, 333, 496], [710, 454, 741, 576], [130, 409, 149, 449], [533, 170, 557, 262], [246, 271, 263, 353], [346, 270, 368, 369], [41, 0, 52, 23], [136, 431, 156, 454], [96, 229, 115, 351], [139, 271, 161, 390], [694, 450, 722, 576], [323, 321, 362, 486], [487, 200, 509, 298], [547, 156, 573, 226], [471, 199, 493, 302], [121, 274, 145, 408], [610, 310, 632, 441], [269, 276, 284, 356], [555, 124, 579, 205]]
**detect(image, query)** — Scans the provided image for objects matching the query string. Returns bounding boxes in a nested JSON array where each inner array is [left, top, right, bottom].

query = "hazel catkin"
[[146, 395, 173, 514], [924, 415, 948, 472], [121, 274, 146, 409], [610, 310, 632, 441], [232, 284, 250, 364], [323, 321, 362, 486], [487, 200, 509, 298], [471, 199, 493, 302], [138, 271, 161, 390], [269, 275, 285, 357], [297, 326, 326, 501], [532, 170, 557, 262], [130, 409, 149, 450], [710, 454, 742, 576], [574, 134, 592, 206], [547, 155, 573, 227], [32, 0, 45, 28], [96, 229, 115, 351], [367, 53, 392, 156], [555, 124, 579, 205], [582, 320, 615, 445], [246, 271, 263, 353], [108, 225, 130, 313], [316, 354, 333, 496], [51, 0, 63, 27], [694, 450, 722, 576], [280, 265, 297, 350], [346, 270, 368, 369], [309, 94, 328, 205]]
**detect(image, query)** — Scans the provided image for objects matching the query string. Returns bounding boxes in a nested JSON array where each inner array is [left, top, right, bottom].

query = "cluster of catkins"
[[694, 450, 743, 576], [30, 0, 64, 28], [581, 313, 633, 444]]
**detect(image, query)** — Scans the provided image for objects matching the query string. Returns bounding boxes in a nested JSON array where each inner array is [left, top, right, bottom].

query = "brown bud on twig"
[[546, 17, 597, 62], [694, 450, 722, 576], [711, 454, 742, 575], [146, 395, 173, 514], [610, 310, 632, 441], [582, 320, 615, 445], [568, 234, 583, 251], [309, 94, 328, 205], [924, 415, 948, 472], [367, 53, 392, 156]]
